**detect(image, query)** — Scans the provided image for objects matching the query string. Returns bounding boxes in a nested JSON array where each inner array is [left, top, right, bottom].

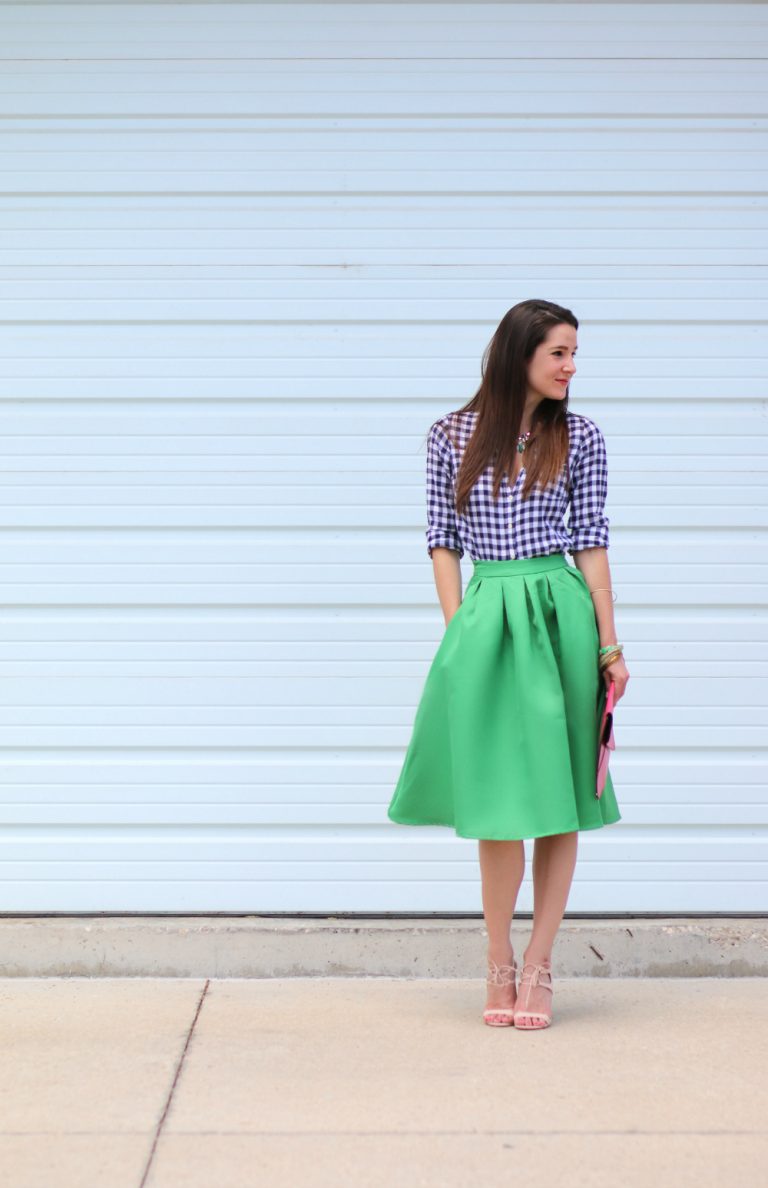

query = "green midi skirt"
[[387, 552, 621, 841]]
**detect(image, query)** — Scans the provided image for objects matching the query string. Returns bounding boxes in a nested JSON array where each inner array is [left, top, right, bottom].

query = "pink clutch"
[[596, 679, 616, 798]]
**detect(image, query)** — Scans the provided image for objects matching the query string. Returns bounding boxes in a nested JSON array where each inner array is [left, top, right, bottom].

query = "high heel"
[[483, 957, 517, 1027], [513, 961, 553, 1029]]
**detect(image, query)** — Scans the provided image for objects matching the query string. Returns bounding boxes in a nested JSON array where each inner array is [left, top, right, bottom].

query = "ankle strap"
[[487, 958, 517, 986], [518, 962, 552, 988]]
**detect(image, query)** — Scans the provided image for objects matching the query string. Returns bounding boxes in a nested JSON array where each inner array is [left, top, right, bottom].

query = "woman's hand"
[[602, 656, 629, 702], [444, 602, 462, 628]]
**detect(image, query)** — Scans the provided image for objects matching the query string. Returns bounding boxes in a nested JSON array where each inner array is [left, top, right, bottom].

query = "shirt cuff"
[[426, 530, 464, 558], [568, 520, 610, 552]]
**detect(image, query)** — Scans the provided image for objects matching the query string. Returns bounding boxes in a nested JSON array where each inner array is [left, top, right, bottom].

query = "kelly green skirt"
[[387, 552, 621, 841]]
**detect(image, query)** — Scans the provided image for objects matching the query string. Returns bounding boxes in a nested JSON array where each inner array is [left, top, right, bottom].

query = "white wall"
[[0, 2, 765, 911]]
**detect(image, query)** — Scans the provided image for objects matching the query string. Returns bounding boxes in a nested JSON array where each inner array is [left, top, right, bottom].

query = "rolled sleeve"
[[567, 420, 610, 552], [425, 421, 464, 558]]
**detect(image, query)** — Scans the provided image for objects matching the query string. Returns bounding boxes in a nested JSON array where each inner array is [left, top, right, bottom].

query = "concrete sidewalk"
[[0, 976, 765, 1188]]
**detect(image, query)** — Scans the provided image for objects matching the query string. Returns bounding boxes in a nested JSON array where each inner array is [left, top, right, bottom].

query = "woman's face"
[[526, 322, 578, 403]]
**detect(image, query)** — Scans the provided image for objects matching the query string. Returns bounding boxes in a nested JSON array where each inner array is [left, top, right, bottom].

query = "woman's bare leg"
[[517, 829, 579, 1027], [478, 839, 525, 1013]]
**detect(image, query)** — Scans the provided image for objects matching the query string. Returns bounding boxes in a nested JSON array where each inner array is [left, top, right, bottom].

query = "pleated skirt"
[[387, 552, 621, 841]]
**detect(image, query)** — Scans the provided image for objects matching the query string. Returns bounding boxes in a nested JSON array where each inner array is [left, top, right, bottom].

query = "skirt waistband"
[[471, 553, 568, 577]]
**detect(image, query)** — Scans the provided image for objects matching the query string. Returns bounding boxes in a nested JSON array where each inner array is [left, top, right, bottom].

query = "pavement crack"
[[137, 978, 210, 1188]]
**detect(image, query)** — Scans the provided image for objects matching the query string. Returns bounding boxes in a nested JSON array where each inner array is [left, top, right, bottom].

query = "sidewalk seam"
[[138, 978, 210, 1188]]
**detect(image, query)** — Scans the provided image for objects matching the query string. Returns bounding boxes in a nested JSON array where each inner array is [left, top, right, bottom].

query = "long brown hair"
[[445, 299, 578, 517]]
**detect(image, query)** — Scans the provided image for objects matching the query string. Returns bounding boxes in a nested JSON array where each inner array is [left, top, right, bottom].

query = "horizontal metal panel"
[[0, 828, 766, 861], [4, 165, 768, 185], [0, 381, 760, 402], [3, 124, 768, 152], [0, 322, 763, 357], [2, 806, 768, 830], [0, 669, 764, 710], [3, 258, 767, 276], [0, 361, 764, 404], [7, 8, 764, 30], [0, 756, 764, 787], [0, 510, 764, 535], [1, 68, 768, 99], [0, 637, 763, 687], [0, 480, 763, 513], [5, 146, 768, 169], [2, 189, 766, 222], [1, 294, 767, 318], [3, 280, 768, 300], [2, 179, 766, 202], [0, 525, 762, 550], [0, 641, 766, 666], [1, 31, 767, 64], [0, 612, 766, 652], [2, 9, 767, 41], [0, 722, 761, 749], [0, 361, 763, 391], [2, 254, 767, 272], [0, 455, 762, 483], [0, 443, 760, 468], [1, 856, 767, 885], [0, 550, 762, 581], [0, 399, 765, 433], [0, 879, 762, 913], [0, 576, 766, 605], [0, 568, 765, 604]]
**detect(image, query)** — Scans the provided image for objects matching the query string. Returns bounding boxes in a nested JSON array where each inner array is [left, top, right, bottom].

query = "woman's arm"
[[431, 547, 463, 626], [573, 545, 630, 701], [572, 546, 616, 646], [424, 421, 464, 624], [568, 422, 629, 701]]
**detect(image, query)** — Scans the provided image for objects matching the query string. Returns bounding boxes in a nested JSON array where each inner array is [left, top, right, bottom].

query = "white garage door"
[[0, 2, 765, 912]]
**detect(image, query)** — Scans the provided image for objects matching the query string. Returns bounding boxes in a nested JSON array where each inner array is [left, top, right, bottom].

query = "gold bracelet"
[[590, 587, 617, 602], [599, 649, 623, 671]]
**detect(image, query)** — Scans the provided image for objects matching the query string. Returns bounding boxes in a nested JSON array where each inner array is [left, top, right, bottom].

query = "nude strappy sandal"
[[483, 957, 518, 1027], [513, 961, 553, 1029]]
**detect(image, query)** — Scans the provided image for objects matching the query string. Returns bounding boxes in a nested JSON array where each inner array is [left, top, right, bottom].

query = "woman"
[[387, 298, 630, 1030]]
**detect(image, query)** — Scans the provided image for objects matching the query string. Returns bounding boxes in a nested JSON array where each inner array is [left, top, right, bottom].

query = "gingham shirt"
[[425, 409, 610, 561]]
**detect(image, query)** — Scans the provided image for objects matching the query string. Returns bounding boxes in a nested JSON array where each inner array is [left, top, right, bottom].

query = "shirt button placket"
[[508, 484, 516, 558]]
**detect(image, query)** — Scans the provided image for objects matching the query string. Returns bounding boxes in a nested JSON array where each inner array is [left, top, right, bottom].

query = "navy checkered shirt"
[[426, 409, 610, 561]]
